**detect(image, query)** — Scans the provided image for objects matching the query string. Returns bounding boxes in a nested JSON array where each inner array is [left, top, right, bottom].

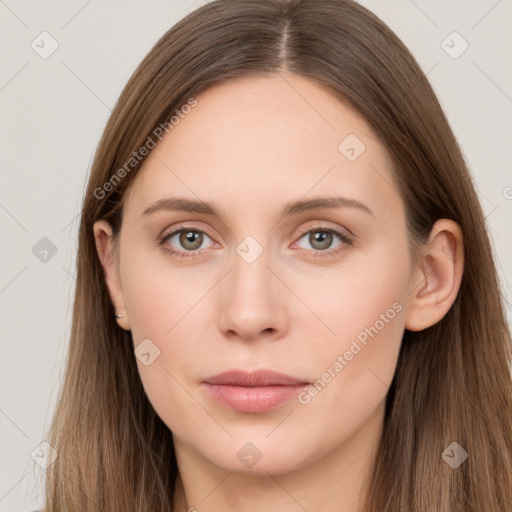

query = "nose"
[[217, 247, 289, 342]]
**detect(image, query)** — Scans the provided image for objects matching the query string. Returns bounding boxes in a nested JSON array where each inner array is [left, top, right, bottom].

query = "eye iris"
[[172, 229, 338, 253], [179, 230, 203, 250], [310, 230, 332, 250]]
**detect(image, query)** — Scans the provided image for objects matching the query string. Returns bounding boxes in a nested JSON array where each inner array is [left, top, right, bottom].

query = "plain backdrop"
[[0, 1, 511, 510]]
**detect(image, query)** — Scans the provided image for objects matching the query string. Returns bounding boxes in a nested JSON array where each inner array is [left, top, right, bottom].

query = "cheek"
[[121, 245, 204, 341], [119, 249, 213, 429], [294, 235, 410, 409], [302, 237, 410, 349]]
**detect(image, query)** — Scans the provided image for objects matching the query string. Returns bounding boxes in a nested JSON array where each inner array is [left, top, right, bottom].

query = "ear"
[[93, 220, 131, 331], [405, 219, 464, 332]]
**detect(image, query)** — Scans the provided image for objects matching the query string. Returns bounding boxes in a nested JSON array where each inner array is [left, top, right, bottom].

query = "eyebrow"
[[141, 195, 373, 219]]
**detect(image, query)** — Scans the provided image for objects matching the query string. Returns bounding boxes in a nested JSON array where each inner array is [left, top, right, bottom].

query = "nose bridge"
[[217, 233, 287, 340], [233, 240, 271, 292], [230, 235, 275, 308]]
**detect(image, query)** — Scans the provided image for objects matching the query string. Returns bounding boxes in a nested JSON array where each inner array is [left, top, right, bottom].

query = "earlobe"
[[93, 220, 131, 331], [113, 306, 131, 331], [405, 219, 464, 332]]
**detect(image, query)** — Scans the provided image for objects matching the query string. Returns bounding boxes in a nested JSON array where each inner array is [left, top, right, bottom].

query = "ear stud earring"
[[114, 308, 130, 331]]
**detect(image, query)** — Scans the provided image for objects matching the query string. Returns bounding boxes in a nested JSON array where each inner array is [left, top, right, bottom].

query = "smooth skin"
[[94, 72, 464, 512]]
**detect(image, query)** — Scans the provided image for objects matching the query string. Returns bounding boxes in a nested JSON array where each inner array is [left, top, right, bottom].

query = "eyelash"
[[158, 224, 354, 260]]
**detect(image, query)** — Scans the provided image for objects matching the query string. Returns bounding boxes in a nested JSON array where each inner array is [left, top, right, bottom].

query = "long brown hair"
[[43, 1, 512, 510]]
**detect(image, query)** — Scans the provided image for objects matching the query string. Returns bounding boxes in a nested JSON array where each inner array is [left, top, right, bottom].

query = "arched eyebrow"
[[140, 196, 373, 219], [281, 197, 373, 216]]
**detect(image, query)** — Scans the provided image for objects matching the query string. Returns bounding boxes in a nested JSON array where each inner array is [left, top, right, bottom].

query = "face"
[[104, 73, 417, 474]]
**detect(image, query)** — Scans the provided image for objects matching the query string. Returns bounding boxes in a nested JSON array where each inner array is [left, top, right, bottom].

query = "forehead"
[[123, 73, 399, 220]]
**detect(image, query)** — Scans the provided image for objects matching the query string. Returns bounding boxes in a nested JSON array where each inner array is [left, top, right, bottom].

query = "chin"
[[197, 435, 326, 476]]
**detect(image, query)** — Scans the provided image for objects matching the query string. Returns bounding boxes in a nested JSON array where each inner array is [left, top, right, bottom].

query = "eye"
[[293, 226, 353, 257], [158, 224, 354, 260], [159, 227, 216, 258]]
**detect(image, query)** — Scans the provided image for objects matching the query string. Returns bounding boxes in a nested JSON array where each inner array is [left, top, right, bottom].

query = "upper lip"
[[203, 369, 310, 387]]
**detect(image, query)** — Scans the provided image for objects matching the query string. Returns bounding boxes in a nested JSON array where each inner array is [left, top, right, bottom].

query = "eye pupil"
[[310, 230, 332, 250], [180, 230, 203, 250]]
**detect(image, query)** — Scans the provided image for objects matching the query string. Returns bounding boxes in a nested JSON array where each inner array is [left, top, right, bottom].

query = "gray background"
[[1, 1, 511, 510]]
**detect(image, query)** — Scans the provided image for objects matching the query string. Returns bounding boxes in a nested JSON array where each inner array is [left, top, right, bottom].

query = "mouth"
[[202, 369, 310, 413]]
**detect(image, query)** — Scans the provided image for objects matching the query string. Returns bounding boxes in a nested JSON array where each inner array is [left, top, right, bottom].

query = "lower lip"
[[203, 383, 308, 413]]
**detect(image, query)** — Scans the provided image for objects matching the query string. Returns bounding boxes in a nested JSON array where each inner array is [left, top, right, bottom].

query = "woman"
[[42, 0, 512, 510]]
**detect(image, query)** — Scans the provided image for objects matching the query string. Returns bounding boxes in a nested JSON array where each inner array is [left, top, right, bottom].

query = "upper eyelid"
[[294, 223, 352, 238], [161, 224, 216, 243], [161, 223, 351, 249]]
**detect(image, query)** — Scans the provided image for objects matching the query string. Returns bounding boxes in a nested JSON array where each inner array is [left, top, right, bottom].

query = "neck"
[[172, 401, 384, 512]]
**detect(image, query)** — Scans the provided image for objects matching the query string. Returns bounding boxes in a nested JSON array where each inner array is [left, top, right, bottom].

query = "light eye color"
[[158, 225, 353, 259], [166, 229, 214, 252], [295, 229, 344, 252], [159, 228, 215, 259]]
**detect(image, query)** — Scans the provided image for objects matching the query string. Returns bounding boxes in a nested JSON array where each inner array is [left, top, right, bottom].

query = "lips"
[[204, 369, 309, 387], [202, 369, 310, 413]]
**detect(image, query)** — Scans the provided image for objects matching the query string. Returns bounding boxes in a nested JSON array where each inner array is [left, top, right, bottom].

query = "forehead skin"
[[123, 72, 403, 244]]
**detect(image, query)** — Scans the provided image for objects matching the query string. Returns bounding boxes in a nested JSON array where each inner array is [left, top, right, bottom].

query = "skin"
[[94, 72, 464, 512]]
